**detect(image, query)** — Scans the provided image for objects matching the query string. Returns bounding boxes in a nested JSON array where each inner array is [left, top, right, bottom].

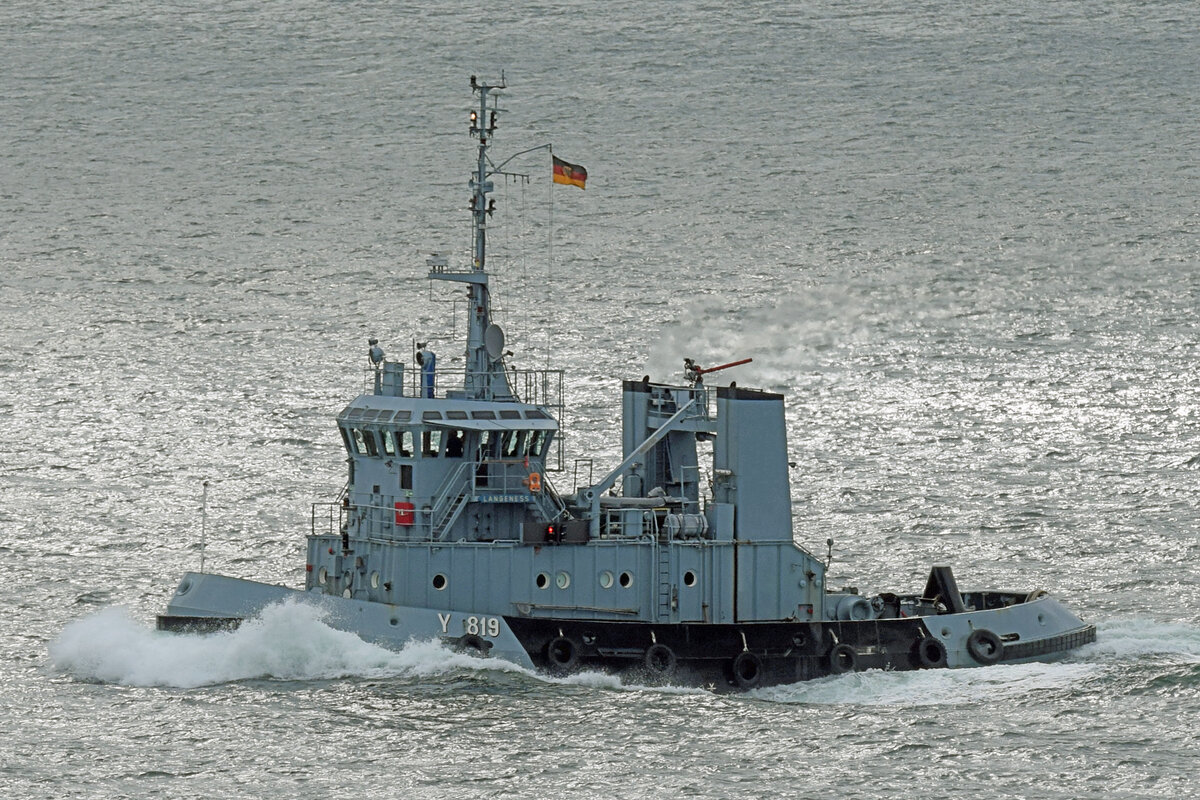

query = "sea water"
[[2, 1, 1198, 797]]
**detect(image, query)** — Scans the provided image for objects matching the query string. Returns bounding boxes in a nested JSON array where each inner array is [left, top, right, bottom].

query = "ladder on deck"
[[656, 540, 673, 621]]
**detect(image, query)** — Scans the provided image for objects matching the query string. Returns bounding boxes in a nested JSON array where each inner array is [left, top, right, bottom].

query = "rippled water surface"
[[3, 1, 1198, 797]]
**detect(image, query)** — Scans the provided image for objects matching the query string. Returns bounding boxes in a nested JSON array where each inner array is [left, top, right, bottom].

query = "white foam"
[[1077, 617, 1200, 662], [49, 602, 529, 688], [751, 659, 1098, 706]]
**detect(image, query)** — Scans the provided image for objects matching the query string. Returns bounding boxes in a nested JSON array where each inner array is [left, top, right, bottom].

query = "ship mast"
[[427, 74, 514, 401]]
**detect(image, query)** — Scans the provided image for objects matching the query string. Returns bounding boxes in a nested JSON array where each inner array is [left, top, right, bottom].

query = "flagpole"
[[547, 145, 554, 371]]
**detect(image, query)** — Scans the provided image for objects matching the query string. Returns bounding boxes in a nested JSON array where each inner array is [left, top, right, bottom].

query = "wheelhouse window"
[[351, 428, 378, 456], [422, 428, 442, 457], [502, 430, 526, 458], [445, 429, 465, 458], [399, 429, 414, 457], [527, 430, 547, 458], [478, 430, 495, 460], [381, 429, 397, 457]]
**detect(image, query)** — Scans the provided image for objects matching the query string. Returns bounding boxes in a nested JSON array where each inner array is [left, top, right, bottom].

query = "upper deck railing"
[[361, 363, 563, 406], [360, 363, 566, 470]]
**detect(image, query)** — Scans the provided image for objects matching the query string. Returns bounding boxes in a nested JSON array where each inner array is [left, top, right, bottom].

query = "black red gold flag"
[[552, 155, 587, 189]]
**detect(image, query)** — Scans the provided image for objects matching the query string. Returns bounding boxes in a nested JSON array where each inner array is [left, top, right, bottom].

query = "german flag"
[[552, 155, 587, 189]]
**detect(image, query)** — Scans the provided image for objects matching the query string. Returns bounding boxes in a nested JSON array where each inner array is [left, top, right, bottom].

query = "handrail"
[[362, 364, 564, 406], [430, 460, 475, 537], [312, 459, 569, 543]]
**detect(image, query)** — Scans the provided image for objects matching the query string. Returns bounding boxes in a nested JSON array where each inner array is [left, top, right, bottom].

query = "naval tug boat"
[[159, 77, 1096, 690]]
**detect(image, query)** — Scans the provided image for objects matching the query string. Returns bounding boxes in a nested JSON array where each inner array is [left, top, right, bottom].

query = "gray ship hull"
[[159, 572, 1094, 690], [157, 572, 537, 669]]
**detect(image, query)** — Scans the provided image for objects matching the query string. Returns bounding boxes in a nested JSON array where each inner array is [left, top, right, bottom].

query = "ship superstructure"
[[159, 78, 1095, 689]]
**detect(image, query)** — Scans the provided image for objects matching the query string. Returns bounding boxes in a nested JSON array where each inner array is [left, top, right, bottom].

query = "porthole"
[[318, 567, 328, 585], [619, 571, 633, 588], [370, 571, 380, 589], [536, 572, 550, 589], [556, 571, 571, 589], [683, 570, 697, 587], [432, 573, 447, 590], [599, 570, 614, 589]]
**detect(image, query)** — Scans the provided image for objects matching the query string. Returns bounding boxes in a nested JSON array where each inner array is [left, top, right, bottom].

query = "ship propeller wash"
[[159, 77, 1096, 690]]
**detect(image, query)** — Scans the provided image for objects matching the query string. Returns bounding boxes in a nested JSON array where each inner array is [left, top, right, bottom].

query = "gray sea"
[[3, 1, 1198, 797]]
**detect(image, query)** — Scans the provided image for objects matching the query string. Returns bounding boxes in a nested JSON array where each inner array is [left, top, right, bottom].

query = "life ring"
[[455, 633, 489, 655], [966, 628, 1004, 665], [644, 643, 677, 675], [545, 635, 579, 673], [525, 472, 542, 493], [828, 643, 858, 674], [731, 651, 763, 689], [915, 637, 948, 668]]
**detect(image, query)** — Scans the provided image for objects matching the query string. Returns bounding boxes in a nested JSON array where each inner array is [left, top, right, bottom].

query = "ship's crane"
[[683, 357, 752, 386]]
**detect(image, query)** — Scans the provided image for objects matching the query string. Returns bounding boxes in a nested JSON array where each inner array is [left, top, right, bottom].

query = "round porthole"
[[432, 574, 447, 590], [599, 570, 614, 589], [318, 567, 328, 585], [370, 571, 380, 589], [536, 572, 550, 589], [683, 570, 697, 587], [619, 571, 633, 588], [556, 571, 571, 589]]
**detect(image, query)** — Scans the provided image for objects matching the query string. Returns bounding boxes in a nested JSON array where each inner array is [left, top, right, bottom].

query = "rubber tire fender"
[[828, 642, 858, 674], [966, 628, 1004, 665], [731, 651, 764, 689], [644, 643, 677, 675], [545, 635, 580, 673], [915, 637, 948, 669]]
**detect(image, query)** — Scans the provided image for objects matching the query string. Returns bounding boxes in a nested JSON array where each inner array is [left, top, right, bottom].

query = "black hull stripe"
[[505, 617, 1096, 690], [1001, 625, 1096, 661]]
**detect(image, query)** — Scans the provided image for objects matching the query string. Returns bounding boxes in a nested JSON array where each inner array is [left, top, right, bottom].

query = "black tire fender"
[[829, 642, 858, 674], [644, 643, 677, 675], [731, 651, 763, 689], [915, 637, 948, 668], [545, 635, 580, 672], [966, 628, 1004, 665], [455, 633, 489, 655]]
